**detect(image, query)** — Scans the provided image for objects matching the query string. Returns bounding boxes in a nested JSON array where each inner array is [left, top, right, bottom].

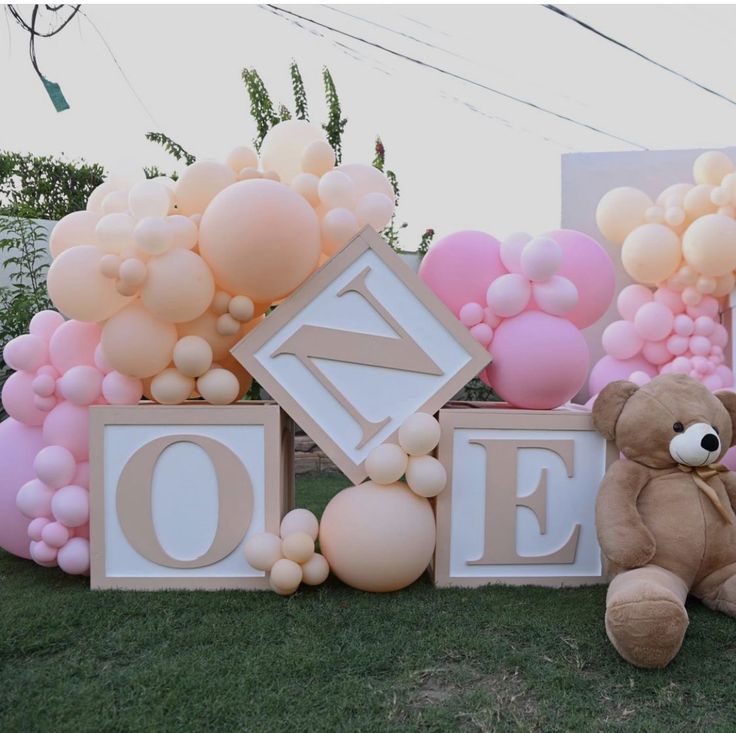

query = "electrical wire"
[[264, 4, 647, 149]]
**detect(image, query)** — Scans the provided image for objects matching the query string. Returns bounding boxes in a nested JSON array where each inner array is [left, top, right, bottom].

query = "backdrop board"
[[561, 147, 736, 400], [90, 402, 293, 590], [435, 403, 617, 588]]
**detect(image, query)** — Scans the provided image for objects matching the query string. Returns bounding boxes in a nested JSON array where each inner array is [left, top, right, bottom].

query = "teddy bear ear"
[[716, 390, 736, 446], [592, 380, 639, 441]]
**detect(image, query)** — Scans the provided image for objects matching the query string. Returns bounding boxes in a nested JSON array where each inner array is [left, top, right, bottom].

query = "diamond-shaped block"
[[231, 227, 491, 484]]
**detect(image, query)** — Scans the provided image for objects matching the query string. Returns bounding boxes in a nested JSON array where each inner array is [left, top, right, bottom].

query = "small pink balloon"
[[629, 370, 651, 386], [51, 485, 89, 527], [653, 287, 686, 315], [459, 302, 484, 327], [30, 540, 57, 565], [617, 284, 653, 321], [16, 479, 54, 519], [703, 374, 723, 390], [32, 373, 56, 398], [101, 371, 143, 405], [532, 276, 578, 316], [59, 365, 103, 406], [686, 296, 719, 320], [49, 320, 101, 374], [42, 402, 89, 462], [588, 355, 657, 394], [483, 308, 501, 328], [28, 516, 50, 542], [633, 302, 674, 341], [671, 356, 693, 374], [486, 273, 531, 317], [694, 316, 716, 336], [73, 461, 90, 489], [34, 445, 77, 490], [3, 334, 48, 372], [712, 324, 729, 348], [642, 339, 672, 365], [57, 537, 90, 575], [41, 521, 71, 549], [717, 365, 734, 387], [2, 371, 47, 426], [602, 320, 644, 360], [34, 395, 57, 412], [29, 310, 65, 341], [666, 335, 689, 356], [520, 237, 562, 281], [690, 335, 711, 356], [673, 314, 694, 336], [470, 323, 494, 346], [499, 232, 531, 274], [94, 343, 113, 374]]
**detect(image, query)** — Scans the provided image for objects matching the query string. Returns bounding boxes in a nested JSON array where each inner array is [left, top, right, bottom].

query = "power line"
[[544, 5, 736, 108], [264, 4, 647, 149]]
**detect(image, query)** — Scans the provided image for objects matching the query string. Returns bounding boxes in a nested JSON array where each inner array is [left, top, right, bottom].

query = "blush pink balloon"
[[694, 316, 716, 336], [532, 276, 578, 316], [617, 284, 653, 321], [712, 324, 729, 348], [30, 540, 57, 566], [51, 485, 89, 527], [633, 302, 674, 341], [670, 356, 693, 374], [642, 339, 672, 366], [499, 232, 531, 274], [58, 365, 103, 406], [486, 274, 531, 317], [545, 229, 616, 329], [690, 335, 711, 356], [602, 320, 644, 360], [703, 374, 723, 390], [101, 371, 143, 405], [717, 366, 734, 387], [470, 323, 494, 346], [459, 302, 484, 327], [94, 343, 113, 374], [49, 320, 101, 374], [42, 402, 89, 462], [686, 296, 719, 320], [3, 334, 48, 373], [418, 231, 505, 317], [653, 287, 686, 315], [29, 310, 65, 341], [27, 517, 50, 542], [484, 311, 589, 409], [520, 237, 562, 281], [666, 335, 689, 356], [0, 418, 44, 558], [41, 521, 70, 549], [673, 314, 694, 336], [588, 355, 657, 395], [2, 371, 47, 426], [16, 479, 54, 519], [34, 445, 77, 490], [57, 537, 90, 575], [73, 461, 90, 489]]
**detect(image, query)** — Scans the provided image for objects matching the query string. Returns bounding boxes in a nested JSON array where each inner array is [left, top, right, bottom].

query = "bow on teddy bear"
[[592, 373, 736, 669]]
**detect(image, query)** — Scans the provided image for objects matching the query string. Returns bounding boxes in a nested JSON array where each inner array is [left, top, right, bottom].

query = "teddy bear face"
[[593, 374, 736, 470]]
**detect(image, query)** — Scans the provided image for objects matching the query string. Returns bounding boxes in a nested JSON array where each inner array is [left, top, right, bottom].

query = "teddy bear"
[[592, 373, 736, 668]]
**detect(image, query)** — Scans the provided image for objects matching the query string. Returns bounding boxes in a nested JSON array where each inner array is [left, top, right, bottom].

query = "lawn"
[[2, 474, 736, 732]]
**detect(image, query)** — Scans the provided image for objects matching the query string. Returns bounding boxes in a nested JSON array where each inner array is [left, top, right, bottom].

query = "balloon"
[[319, 481, 436, 592], [150, 369, 194, 404], [16, 479, 54, 519], [693, 151, 734, 186], [621, 224, 681, 285], [686, 295, 719, 319], [484, 312, 589, 409], [653, 287, 686, 315], [118, 258, 147, 287], [176, 310, 250, 361], [470, 323, 494, 346], [167, 215, 198, 250], [666, 335, 689, 356], [226, 146, 258, 173], [642, 339, 672, 365], [244, 532, 282, 571], [602, 320, 644, 359], [499, 232, 531, 274], [301, 140, 336, 177], [43, 402, 89, 462], [134, 217, 173, 256], [301, 553, 330, 586], [101, 371, 142, 405], [260, 120, 325, 184], [49, 210, 101, 258], [588, 355, 657, 395], [56, 537, 89, 575], [398, 413, 441, 456], [42, 521, 70, 549], [658, 183, 693, 208], [682, 214, 736, 277], [546, 229, 616, 329], [95, 212, 136, 254], [196, 368, 239, 405], [318, 170, 356, 209], [281, 532, 315, 564], [269, 558, 303, 595], [51, 485, 89, 527], [47, 246, 133, 321], [59, 365, 103, 406], [617, 284, 653, 321], [2, 372, 47, 426], [128, 180, 171, 219], [280, 508, 319, 541], [365, 443, 408, 484], [486, 274, 531, 317], [633, 302, 674, 341], [419, 231, 505, 317], [141, 249, 214, 323], [174, 160, 237, 216], [595, 187, 653, 245], [520, 237, 561, 281], [102, 303, 178, 379], [30, 540, 57, 566], [684, 185, 718, 220], [321, 208, 359, 256], [199, 180, 321, 303], [34, 446, 76, 491], [49, 320, 100, 374], [173, 335, 213, 378], [532, 276, 578, 316], [459, 303, 484, 327], [355, 192, 394, 231], [337, 163, 395, 201], [0, 419, 44, 558], [101, 190, 129, 215], [3, 334, 48, 373], [86, 181, 120, 212], [29, 310, 65, 341], [292, 173, 320, 207], [405, 455, 447, 498]]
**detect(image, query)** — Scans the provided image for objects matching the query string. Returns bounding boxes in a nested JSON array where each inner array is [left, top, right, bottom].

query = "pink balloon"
[[670, 356, 693, 374], [694, 316, 716, 336], [666, 335, 689, 356], [712, 324, 729, 348], [484, 311, 589, 409], [690, 335, 711, 356], [499, 232, 530, 274], [419, 231, 505, 317], [588, 355, 657, 395], [32, 373, 56, 398], [483, 307, 501, 328], [3, 334, 48, 372], [617, 284, 653, 321], [42, 402, 89, 462], [602, 320, 644, 360], [520, 237, 561, 281], [48, 320, 101, 374], [470, 323, 494, 346], [0, 418, 44, 558], [51, 485, 89, 527], [633, 302, 674, 341], [27, 517, 50, 542], [653, 287, 686, 315], [2, 371, 47, 426], [459, 302, 484, 327], [545, 229, 616, 329], [673, 314, 694, 337], [29, 310, 65, 341], [94, 343, 113, 374], [101, 371, 143, 405], [532, 276, 578, 316], [629, 370, 651, 386], [717, 366, 734, 387], [16, 479, 54, 519], [703, 374, 722, 391], [30, 540, 57, 566], [73, 461, 90, 489], [58, 365, 103, 406], [486, 273, 531, 317], [686, 296, 719, 320], [57, 537, 90, 575], [642, 339, 672, 365], [41, 521, 71, 549], [34, 445, 77, 490]]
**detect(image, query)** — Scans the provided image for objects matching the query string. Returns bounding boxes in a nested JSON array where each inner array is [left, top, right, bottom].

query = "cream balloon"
[[196, 368, 240, 404], [405, 455, 447, 498], [337, 163, 394, 201], [226, 146, 258, 174], [47, 245, 132, 321], [134, 217, 174, 256], [211, 291, 231, 316], [281, 532, 315, 564], [356, 192, 394, 230], [96, 212, 135, 254], [292, 173, 320, 207], [398, 412, 441, 456], [318, 170, 357, 209], [101, 190, 129, 214], [595, 187, 653, 245], [150, 368, 195, 404], [101, 302, 178, 378], [86, 181, 120, 212], [216, 314, 240, 336], [118, 258, 147, 287], [99, 254, 121, 279], [301, 140, 336, 177], [300, 553, 330, 586], [215, 353, 253, 400], [198, 179, 321, 302], [260, 120, 325, 184], [174, 160, 236, 216], [128, 180, 171, 220], [141, 249, 214, 323], [365, 443, 408, 485], [228, 295, 254, 322], [167, 215, 198, 250], [657, 183, 692, 208], [682, 214, 736, 277], [684, 185, 718, 221], [269, 558, 303, 595], [280, 508, 319, 541], [321, 208, 359, 256], [49, 211, 101, 258], [244, 532, 282, 571], [693, 150, 734, 186], [621, 224, 681, 285], [173, 335, 213, 378]]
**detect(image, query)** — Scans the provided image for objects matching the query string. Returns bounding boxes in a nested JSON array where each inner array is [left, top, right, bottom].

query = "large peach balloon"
[[260, 120, 325, 184], [621, 224, 681, 285], [682, 214, 736, 277], [49, 211, 101, 258], [337, 163, 395, 202], [174, 161, 236, 216], [47, 245, 132, 321], [141, 249, 214, 323], [595, 187, 653, 246], [199, 180, 321, 302], [177, 311, 262, 361], [101, 302, 178, 378], [319, 481, 436, 592], [693, 150, 734, 186]]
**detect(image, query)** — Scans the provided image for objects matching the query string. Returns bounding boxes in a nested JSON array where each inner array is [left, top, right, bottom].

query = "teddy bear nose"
[[701, 433, 720, 452]]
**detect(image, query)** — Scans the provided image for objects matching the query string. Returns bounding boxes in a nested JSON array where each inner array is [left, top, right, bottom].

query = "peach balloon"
[[269, 558, 303, 595], [595, 187, 653, 245], [199, 179, 321, 302], [300, 553, 330, 586], [684, 185, 718, 221], [118, 257, 147, 287], [216, 353, 253, 399], [176, 310, 254, 361], [693, 150, 734, 186], [226, 145, 258, 173], [211, 291, 231, 316], [398, 412, 441, 456], [405, 455, 447, 498], [260, 120, 325, 184], [95, 212, 135, 254], [173, 335, 213, 378], [102, 302, 178, 378], [216, 313, 240, 336], [280, 508, 319, 541], [86, 181, 120, 212], [318, 170, 357, 209], [337, 163, 394, 201], [321, 208, 359, 256], [141, 249, 214, 323], [174, 160, 236, 216], [365, 443, 408, 485], [196, 368, 239, 404], [292, 173, 320, 207], [228, 295, 255, 322], [301, 140, 336, 177], [128, 180, 170, 220], [621, 224, 681, 285], [281, 532, 315, 564], [356, 192, 394, 230], [657, 183, 692, 208], [134, 217, 173, 256], [319, 481, 436, 592], [150, 368, 194, 404], [682, 214, 736, 277], [244, 532, 282, 571], [48, 245, 132, 321], [167, 215, 198, 250], [49, 210, 101, 258], [101, 189, 129, 214]]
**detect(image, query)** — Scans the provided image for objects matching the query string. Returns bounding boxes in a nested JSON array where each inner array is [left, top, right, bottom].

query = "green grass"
[[2, 474, 736, 732]]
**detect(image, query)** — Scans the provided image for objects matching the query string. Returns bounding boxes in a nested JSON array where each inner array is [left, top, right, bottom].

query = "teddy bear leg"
[[693, 562, 736, 617], [605, 565, 689, 669]]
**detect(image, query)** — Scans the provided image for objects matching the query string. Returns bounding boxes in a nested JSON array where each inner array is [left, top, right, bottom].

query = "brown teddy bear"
[[593, 373, 736, 668]]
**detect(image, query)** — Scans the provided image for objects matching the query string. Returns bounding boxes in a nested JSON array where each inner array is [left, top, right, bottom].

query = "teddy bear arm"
[[595, 460, 655, 569], [719, 470, 736, 512]]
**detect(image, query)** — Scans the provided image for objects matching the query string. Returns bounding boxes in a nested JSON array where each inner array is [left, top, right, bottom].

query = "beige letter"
[[117, 435, 253, 568], [467, 439, 580, 565]]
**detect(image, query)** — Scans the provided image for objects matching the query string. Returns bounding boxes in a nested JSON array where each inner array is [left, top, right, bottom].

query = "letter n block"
[[434, 405, 617, 587], [89, 403, 293, 590]]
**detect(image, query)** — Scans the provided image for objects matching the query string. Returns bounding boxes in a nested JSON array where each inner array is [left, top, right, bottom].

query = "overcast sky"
[[5, 4, 736, 248]]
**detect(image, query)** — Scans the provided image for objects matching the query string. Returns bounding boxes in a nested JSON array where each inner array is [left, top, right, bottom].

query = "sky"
[[5, 4, 736, 249]]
